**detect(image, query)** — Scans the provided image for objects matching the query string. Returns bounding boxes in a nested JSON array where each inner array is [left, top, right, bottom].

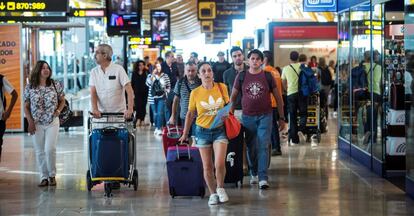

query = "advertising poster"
[[0, 24, 23, 131], [105, 0, 141, 36], [151, 10, 170, 45]]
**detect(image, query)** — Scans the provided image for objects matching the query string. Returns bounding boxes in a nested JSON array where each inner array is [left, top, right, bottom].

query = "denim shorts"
[[195, 126, 228, 148]]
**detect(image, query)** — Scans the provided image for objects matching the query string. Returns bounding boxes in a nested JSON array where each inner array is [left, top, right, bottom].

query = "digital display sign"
[[303, 0, 336, 12], [105, 0, 141, 36], [150, 10, 170, 45], [0, 0, 68, 12]]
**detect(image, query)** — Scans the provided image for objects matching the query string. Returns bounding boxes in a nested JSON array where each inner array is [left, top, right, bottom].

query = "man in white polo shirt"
[[89, 44, 134, 119]]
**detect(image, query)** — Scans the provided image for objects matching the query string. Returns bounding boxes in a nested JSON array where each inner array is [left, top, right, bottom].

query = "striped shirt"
[[173, 77, 201, 119], [146, 73, 171, 104]]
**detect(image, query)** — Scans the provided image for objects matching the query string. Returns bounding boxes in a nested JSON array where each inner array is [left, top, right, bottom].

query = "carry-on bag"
[[224, 130, 244, 187], [166, 143, 205, 198], [90, 127, 129, 181], [162, 125, 183, 157]]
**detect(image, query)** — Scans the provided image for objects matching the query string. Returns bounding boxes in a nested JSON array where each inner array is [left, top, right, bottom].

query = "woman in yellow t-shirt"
[[179, 62, 230, 205]]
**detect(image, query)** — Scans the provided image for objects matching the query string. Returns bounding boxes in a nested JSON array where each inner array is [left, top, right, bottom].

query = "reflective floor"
[[1, 98, 413, 215]]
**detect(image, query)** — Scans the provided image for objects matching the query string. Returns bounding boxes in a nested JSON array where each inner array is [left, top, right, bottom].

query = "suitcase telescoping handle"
[[167, 124, 180, 136], [175, 141, 191, 161]]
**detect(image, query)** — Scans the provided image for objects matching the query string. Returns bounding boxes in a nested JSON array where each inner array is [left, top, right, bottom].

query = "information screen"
[[106, 0, 141, 36], [151, 10, 170, 45]]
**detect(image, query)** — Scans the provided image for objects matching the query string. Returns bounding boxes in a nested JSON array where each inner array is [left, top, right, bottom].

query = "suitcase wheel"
[[104, 183, 113, 197], [133, 169, 138, 191], [199, 187, 205, 198], [86, 170, 92, 191]]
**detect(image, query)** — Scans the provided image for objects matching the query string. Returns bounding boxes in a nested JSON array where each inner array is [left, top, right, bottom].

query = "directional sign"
[[198, 0, 245, 20], [68, 9, 105, 17], [0, 0, 68, 12], [303, 0, 337, 12]]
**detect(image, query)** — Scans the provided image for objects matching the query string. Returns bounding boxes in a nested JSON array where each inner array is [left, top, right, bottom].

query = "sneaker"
[[289, 141, 298, 146], [311, 142, 318, 147], [216, 188, 229, 203], [250, 175, 258, 185], [49, 177, 56, 186], [208, 193, 219, 205], [298, 131, 306, 141], [259, 180, 269, 189], [38, 179, 48, 187]]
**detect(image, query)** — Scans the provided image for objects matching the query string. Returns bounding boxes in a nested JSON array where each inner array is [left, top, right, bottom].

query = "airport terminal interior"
[[1, 0, 414, 215]]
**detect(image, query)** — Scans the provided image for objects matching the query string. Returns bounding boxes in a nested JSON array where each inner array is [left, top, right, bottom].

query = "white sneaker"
[[311, 142, 318, 147], [298, 131, 306, 141], [289, 141, 298, 146], [208, 193, 219, 205], [216, 188, 229, 203], [259, 180, 269, 189], [250, 175, 258, 185]]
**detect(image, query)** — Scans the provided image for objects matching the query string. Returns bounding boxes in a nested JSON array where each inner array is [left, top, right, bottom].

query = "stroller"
[[86, 113, 138, 197]]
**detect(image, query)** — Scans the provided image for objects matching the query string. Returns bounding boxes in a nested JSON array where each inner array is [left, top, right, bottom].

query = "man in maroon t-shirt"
[[230, 49, 286, 189]]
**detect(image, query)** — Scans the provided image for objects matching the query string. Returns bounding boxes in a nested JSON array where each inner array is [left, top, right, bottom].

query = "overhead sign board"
[[198, 0, 245, 20], [0, 0, 68, 12], [0, 16, 68, 23], [105, 0, 141, 36], [273, 26, 337, 40], [68, 8, 105, 17], [303, 0, 337, 12], [201, 19, 232, 33]]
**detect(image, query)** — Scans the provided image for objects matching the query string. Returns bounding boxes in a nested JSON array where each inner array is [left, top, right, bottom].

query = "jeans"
[[287, 93, 308, 143], [33, 117, 59, 180], [0, 120, 5, 160], [365, 93, 381, 143], [242, 113, 272, 181], [151, 98, 166, 129], [271, 108, 281, 152]]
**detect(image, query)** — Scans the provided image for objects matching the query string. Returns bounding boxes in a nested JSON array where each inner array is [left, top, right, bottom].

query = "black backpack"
[[151, 78, 165, 97], [238, 70, 274, 93], [0, 75, 6, 108], [320, 67, 333, 86]]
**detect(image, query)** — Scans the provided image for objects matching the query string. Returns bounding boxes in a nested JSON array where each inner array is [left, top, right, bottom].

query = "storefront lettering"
[[0, 40, 17, 64]]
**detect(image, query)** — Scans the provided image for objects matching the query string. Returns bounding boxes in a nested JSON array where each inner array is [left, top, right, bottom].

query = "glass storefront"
[[405, 0, 414, 185], [338, 0, 405, 175]]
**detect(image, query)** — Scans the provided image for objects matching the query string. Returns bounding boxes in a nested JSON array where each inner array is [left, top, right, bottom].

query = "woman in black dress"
[[131, 60, 149, 127]]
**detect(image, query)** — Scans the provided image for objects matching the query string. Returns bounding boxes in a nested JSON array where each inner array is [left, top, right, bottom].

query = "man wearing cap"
[[212, 51, 231, 83]]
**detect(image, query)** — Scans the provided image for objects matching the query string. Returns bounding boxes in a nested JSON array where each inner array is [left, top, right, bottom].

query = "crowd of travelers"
[[0, 43, 337, 206]]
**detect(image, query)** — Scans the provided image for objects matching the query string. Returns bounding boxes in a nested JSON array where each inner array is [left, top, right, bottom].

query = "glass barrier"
[[338, 11, 351, 142]]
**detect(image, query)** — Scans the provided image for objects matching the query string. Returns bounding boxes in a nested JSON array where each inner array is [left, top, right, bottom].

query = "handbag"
[[52, 80, 73, 125], [217, 83, 241, 139]]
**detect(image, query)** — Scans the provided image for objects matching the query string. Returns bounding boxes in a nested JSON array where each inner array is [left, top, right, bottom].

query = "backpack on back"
[[320, 67, 333, 86], [290, 64, 319, 97], [151, 78, 165, 97]]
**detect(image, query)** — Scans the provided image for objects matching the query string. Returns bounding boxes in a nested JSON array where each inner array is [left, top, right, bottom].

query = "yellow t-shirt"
[[188, 82, 229, 129]]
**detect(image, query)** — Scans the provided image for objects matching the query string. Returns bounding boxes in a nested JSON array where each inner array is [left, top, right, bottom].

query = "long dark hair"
[[133, 60, 146, 74], [30, 60, 52, 88]]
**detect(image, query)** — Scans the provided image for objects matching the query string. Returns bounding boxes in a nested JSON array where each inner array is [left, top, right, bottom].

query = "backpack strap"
[[289, 64, 299, 77]]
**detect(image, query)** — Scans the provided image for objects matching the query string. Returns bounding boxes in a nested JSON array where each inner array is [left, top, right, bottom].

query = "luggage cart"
[[305, 93, 322, 143], [86, 113, 138, 197]]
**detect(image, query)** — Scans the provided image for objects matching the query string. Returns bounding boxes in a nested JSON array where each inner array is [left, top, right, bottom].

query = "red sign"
[[273, 26, 337, 40]]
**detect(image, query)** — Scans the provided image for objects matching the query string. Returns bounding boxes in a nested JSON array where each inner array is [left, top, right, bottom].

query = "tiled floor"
[[1, 99, 413, 215]]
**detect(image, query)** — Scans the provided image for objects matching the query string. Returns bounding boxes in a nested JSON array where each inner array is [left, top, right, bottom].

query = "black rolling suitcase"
[[224, 129, 244, 187]]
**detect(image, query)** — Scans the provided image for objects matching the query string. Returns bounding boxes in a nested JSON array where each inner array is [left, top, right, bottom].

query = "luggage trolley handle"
[[175, 141, 191, 161], [88, 112, 133, 121]]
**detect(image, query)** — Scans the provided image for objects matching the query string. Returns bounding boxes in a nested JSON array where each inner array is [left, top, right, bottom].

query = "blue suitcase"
[[166, 145, 205, 198], [90, 127, 129, 181]]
